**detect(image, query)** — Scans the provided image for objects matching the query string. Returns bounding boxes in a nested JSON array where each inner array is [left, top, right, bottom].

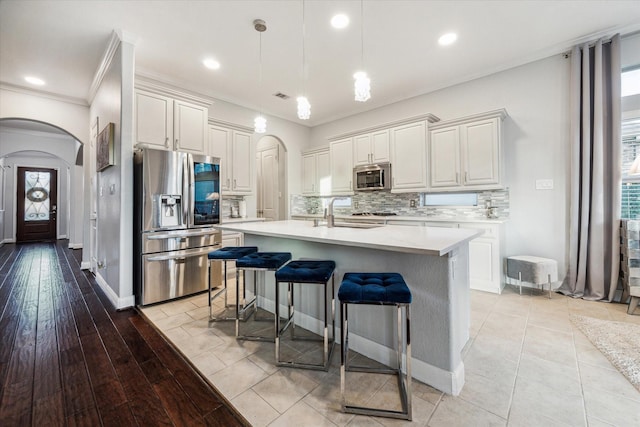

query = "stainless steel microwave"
[[353, 163, 391, 191]]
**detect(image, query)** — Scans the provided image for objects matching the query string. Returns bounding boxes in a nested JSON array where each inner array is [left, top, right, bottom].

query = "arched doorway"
[[256, 135, 287, 221], [0, 118, 84, 248]]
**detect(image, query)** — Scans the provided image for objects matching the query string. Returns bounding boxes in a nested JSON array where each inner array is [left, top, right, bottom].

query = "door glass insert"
[[24, 170, 50, 221]]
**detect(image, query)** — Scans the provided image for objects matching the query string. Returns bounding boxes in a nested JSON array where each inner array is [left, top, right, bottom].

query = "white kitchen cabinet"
[[353, 130, 390, 166], [428, 109, 506, 191], [302, 148, 331, 196], [465, 223, 504, 294], [135, 89, 208, 154], [429, 126, 461, 188], [421, 221, 504, 294], [329, 138, 354, 195], [390, 121, 428, 192], [209, 124, 253, 194]]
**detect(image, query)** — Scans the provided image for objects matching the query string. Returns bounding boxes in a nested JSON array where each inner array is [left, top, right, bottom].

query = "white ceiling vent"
[[273, 92, 290, 100]]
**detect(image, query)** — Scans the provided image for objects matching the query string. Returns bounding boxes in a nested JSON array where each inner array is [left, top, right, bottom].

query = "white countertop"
[[291, 213, 507, 224], [215, 220, 482, 256], [222, 217, 266, 224]]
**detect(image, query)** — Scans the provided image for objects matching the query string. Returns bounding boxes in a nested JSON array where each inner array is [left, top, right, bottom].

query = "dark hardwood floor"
[[0, 241, 248, 427]]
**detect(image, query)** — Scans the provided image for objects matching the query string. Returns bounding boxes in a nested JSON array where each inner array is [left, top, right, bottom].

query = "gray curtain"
[[559, 34, 621, 301]]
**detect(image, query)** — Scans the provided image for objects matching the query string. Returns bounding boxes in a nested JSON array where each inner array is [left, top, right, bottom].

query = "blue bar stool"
[[275, 260, 336, 371], [338, 272, 412, 421], [207, 246, 258, 322], [235, 252, 292, 342]]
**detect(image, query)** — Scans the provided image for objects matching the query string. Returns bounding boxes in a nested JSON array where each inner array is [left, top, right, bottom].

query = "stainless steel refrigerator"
[[134, 148, 222, 305]]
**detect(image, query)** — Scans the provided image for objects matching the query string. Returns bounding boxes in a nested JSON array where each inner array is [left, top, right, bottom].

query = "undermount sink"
[[331, 222, 383, 229]]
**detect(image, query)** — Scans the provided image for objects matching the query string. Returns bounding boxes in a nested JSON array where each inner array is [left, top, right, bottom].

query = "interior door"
[[257, 146, 279, 220], [16, 167, 57, 242]]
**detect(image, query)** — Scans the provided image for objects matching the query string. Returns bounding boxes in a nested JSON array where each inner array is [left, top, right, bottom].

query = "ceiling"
[[1, 0, 640, 128]]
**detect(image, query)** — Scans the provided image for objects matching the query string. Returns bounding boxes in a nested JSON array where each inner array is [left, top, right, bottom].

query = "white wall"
[[0, 128, 82, 246], [0, 87, 89, 144], [88, 36, 137, 309], [310, 55, 571, 278], [0, 158, 5, 245]]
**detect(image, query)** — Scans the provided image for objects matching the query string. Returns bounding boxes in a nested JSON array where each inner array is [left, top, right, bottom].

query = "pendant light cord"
[[360, 0, 364, 69], [259, 31, 262, 114], [302, 0, 306, 94]]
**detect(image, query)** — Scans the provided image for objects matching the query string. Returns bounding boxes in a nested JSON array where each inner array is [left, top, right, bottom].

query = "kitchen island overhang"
[[215, 220, 482, 395]]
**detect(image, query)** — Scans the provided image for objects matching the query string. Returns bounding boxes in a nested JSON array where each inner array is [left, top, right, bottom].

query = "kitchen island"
[[215, 220, 481, 395]]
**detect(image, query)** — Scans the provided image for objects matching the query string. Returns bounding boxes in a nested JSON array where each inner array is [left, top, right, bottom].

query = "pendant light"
[[297, 0, 311, 120], [254, 19, 267, 133], [354, 0, 370, 102]]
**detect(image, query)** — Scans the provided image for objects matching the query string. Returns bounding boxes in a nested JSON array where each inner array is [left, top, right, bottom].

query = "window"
[[423, 193, 477, 206], [621, 115, 640, 219]]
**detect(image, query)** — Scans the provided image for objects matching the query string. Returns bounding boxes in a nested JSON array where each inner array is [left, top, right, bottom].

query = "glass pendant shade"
[[254, 115, 267, 133], [297, 96, 311, 120], [354, 71, 371, 102]]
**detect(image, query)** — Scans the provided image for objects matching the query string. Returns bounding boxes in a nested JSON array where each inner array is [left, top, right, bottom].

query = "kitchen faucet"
[[326, 197, 347, 228]]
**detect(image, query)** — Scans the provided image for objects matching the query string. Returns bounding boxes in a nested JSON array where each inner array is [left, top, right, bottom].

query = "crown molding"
[[208, 118, 253, 133], [328, 113, 440, 141], [0, 82, 88, 106], [87, 29, 139, 104], [135, 75, 213, 108], [429, 108, 508, 130]]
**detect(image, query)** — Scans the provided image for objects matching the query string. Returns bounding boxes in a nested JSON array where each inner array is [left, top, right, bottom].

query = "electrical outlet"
[[410, 199, 416, 208], [535, 179, 554, 190], [354, 201, 359, 209]]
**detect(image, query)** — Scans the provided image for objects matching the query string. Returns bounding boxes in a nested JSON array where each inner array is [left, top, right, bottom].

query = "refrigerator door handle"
[[145, 229, 221, 240], [184, 153, 192, 228], [145, 246, 217, 262]]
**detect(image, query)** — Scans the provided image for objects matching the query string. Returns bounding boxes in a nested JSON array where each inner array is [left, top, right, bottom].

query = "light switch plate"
[[535, 179, 554, 190]]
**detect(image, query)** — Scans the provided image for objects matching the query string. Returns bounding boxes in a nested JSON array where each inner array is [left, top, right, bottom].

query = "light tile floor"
[[141, 284, 640, 426]]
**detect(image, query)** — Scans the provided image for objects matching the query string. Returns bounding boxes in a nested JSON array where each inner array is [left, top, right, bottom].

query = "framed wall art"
[[97, 122, 115, 171]]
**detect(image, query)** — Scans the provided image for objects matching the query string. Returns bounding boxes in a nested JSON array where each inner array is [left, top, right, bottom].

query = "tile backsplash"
[[290, 189, 509, 220], [221, 195, 244, 219]]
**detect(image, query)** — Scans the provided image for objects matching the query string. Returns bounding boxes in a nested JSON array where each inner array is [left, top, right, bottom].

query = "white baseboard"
[[80, 261, 91, 270], [68, 242, 83, 249], [3, 238, 15, 244], [94, 272, 136, 310], [256, 296, 464, 395]]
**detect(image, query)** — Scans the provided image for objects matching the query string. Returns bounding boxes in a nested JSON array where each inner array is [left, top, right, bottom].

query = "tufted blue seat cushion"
[[236, 252, 292, 270], [275, 260, 336, 283], [208, 246, 258, 260], [338, 273, 411, 304]]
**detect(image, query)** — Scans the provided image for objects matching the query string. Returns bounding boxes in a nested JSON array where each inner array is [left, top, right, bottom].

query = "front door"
[[16, 167, 57, 242]]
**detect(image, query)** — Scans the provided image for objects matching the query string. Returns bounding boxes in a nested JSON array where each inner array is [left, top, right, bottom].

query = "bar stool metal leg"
[[338, 272, 412, 421], [234, 252, 291, 342], [275, 260, 336, 371], [208, 246, 258, 323]]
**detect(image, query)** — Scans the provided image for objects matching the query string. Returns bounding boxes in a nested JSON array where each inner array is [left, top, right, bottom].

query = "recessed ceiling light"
[[203, 58, 221, 70], [331, 14, 349, 29], [438, 32, 458, 46], [25, 76, 45, 85]]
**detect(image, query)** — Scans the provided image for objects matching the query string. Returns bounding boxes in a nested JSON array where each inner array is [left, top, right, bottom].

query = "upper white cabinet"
[[353, 130, 390, 166], [328, 113, 439, 194], [390, 121, 428, 192], [134, 86, 209, 154], [429, 109, 507, 191], [302, 148, 331, 196], [209, 123, 253, 194], [329, 138, 354, 195]]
